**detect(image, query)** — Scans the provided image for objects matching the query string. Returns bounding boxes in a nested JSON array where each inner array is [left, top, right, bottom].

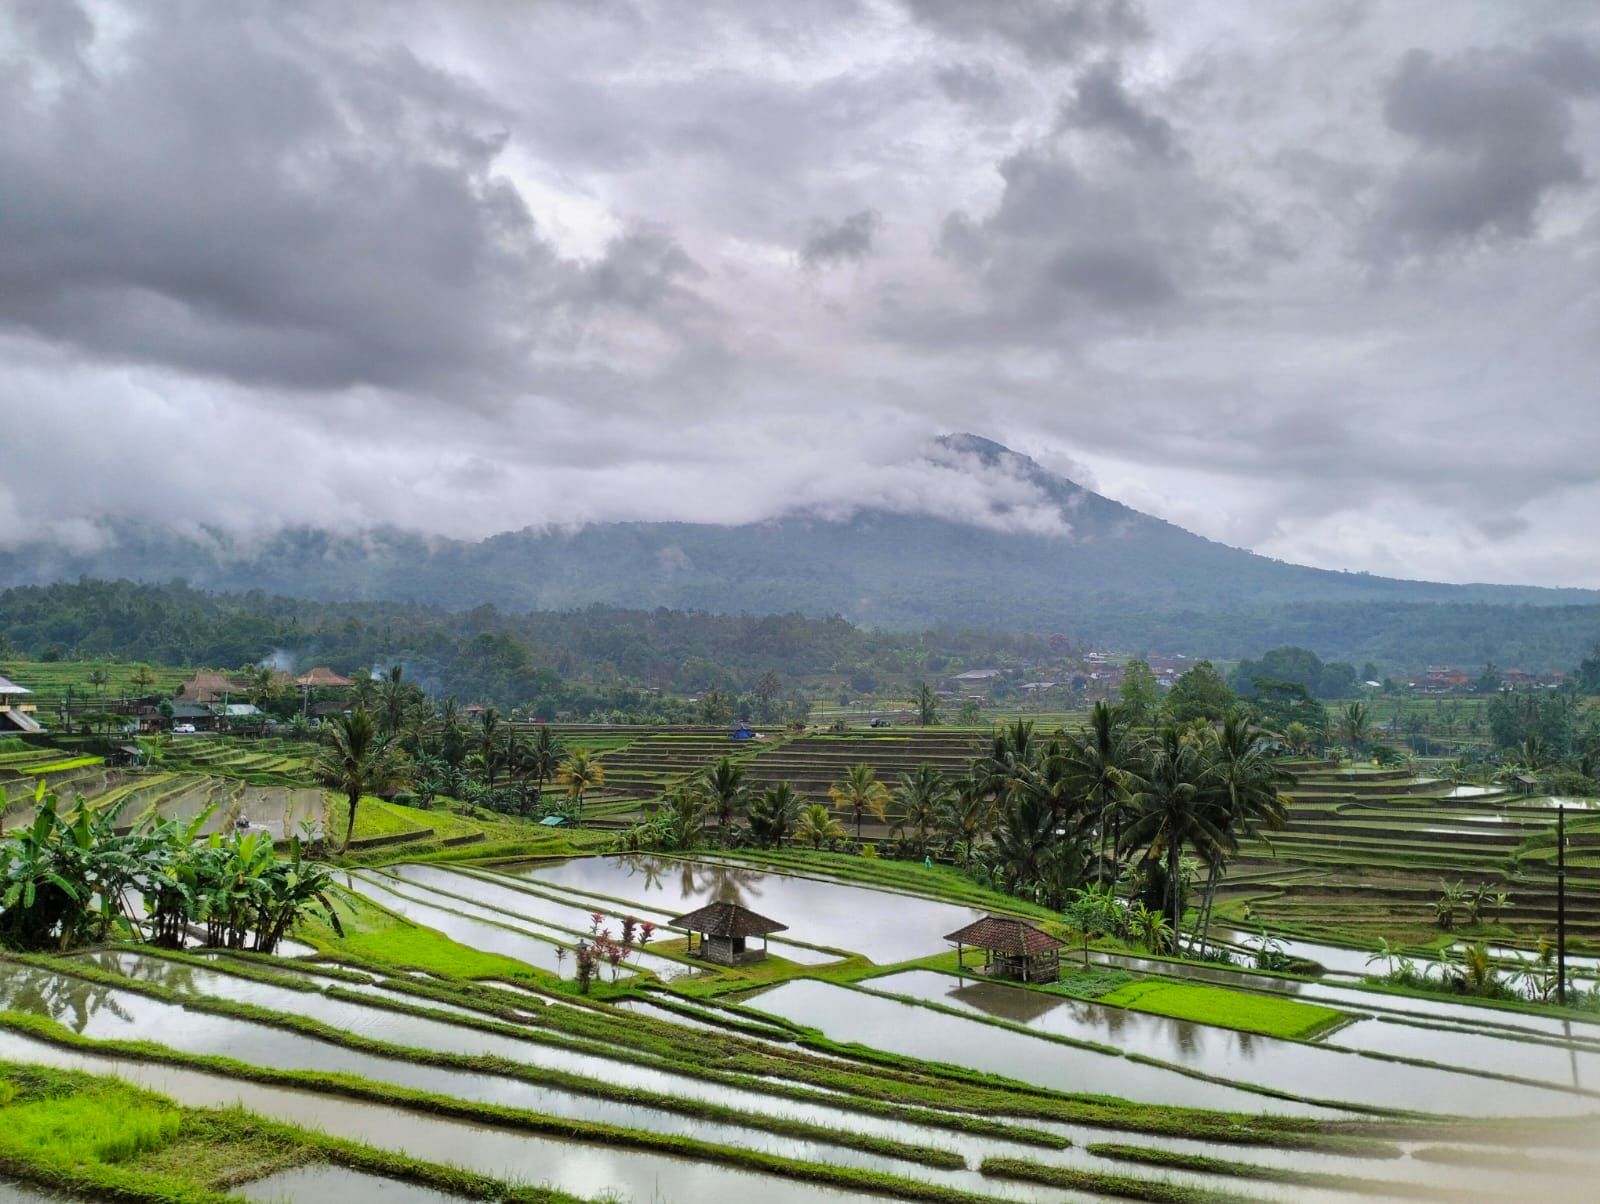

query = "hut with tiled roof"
[[669, 900, 787, 966], [945, 914, 1064, 983], [294, 667, 353, 689]]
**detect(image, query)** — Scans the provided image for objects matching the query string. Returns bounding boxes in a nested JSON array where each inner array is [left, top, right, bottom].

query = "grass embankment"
[[0, 1060, 586, 1204], [1086, 1143, 1449, 1200], [980, 1155, 1253, 1203], [300, 891, 551, 981], [0, 1018, 1013, 1204], [1094, 980, 1346, 1040]]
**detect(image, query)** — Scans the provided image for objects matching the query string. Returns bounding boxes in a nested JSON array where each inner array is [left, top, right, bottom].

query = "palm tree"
[[130, 665, 156, 699], [915, 681, 941, 726], [1337, 701, 1371, 753], [1064, 702, 1137, 884], [312, 708, 405, 854], [476, 706, 505, 790], [1121, 727, 1229, 938], [378, 665, 410, 737], [703, 757, 748, 830], [1192, 713, 1292, 952], [747, 782, 800, 847], [937, 778, 994, 868], [829, 762, 891, 841], [86, 668, 109, 734], [795, 802, 844, 849], [893, 765, 950, 856], [558, 747, 605, 827], [525, 725, 565, 813]]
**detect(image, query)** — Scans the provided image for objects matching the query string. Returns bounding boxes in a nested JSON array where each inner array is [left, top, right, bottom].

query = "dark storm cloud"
[[1365, 44, 1596, 258], [800, 211, 883, 268], [0, 1, 705, 396], [1, 0, 1599, 587], [903, 0, 1147, 64], [1059, 61, 1183, 161]]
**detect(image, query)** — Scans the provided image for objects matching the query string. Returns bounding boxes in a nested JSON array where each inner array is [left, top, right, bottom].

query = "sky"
[[2, 0, 1598, 587]]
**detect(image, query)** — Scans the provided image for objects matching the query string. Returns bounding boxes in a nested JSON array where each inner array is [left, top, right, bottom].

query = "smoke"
[[259, 649, 296, 673]]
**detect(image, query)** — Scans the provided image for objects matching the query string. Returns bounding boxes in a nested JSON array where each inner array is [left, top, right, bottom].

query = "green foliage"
[[1162, 661, 1236, 724], [1094, 980, 1345, 1040], [1118, 659, 1160, 725], [1230, 647, 1357, 699]]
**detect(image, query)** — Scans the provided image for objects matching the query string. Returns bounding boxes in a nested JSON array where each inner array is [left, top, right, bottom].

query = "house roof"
[[296, 666, 354, 688], [0, 674, 31, 695], [220, 703, 263, 716], [179, 671, 246, 702], [669, 900, 787, 938], [170, 703, 213, 719], [944, 915, 1065, 956]]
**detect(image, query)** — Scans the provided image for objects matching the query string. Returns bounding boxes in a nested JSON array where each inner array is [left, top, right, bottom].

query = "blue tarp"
[[539, 815, 567, 826]]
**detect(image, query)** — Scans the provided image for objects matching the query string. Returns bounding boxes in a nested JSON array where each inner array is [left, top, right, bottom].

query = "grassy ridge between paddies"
[[1094, 979, 1346, 1040], [0, 1059, 589, 1204]]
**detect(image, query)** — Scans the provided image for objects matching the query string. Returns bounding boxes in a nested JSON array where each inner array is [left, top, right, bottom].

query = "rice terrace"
[[8, 1, 1600, 1201], [3, 643, 1600, 1203]]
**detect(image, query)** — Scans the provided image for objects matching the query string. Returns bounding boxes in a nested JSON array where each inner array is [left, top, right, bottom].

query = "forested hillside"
[[3, 438, 1595, 667]]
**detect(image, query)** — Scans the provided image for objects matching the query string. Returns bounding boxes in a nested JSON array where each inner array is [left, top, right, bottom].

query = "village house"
[[0, 673, 43, 734]]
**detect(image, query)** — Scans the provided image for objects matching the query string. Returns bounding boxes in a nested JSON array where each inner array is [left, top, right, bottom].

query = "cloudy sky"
[[2, 0, 1598, 586]]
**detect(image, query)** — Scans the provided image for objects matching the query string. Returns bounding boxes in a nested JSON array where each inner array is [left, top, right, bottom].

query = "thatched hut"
[[670, 901, 787, 966], [945, 915, 1064, 984]]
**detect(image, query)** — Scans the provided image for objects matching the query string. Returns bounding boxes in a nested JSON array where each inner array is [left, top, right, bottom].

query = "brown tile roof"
[[295, 667, 354, 688], [669, 901, 788, 938], [944, 915, 1065, 956]]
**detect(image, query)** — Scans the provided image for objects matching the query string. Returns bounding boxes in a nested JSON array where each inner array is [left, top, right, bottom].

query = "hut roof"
[[944, 915, 1064, 956], [0, 674, 32, 695], [179, 671, 246, 702], [296, 666, 353, 688], [670, 901, 788, 938]]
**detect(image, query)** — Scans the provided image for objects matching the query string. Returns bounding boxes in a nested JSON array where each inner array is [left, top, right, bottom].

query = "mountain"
[[3, 435, 1597, 667]]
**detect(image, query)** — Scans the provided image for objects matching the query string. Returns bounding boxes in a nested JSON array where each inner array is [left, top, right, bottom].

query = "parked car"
[[869, 718, 891, 727], [172, 723, 197, 734]]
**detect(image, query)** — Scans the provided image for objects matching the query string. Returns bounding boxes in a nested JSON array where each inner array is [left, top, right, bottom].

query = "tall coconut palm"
[[476, 706, 505, 791], [558, 746, 605, 827], [378, 665, 410, 737], [1192, 714, 1293, 951], [313, 708, 405, 854], [1121, 727, 1229, 938], [829, 762, 891, 841], [703, 757, 748, 830], [1066, 702, 1139, 885], [525, 725, 565, 812], [893, 764, 950, 856]]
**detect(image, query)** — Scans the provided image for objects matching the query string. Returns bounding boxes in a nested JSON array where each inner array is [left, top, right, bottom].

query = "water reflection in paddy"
[[238, 1165, 468, 1203], [742, 976, 1340, 1116], [510, 855, 983, 964], [365, 868, 701, 980], [870, 969, 1599, 1116], [0, 1031, 882, 1204]]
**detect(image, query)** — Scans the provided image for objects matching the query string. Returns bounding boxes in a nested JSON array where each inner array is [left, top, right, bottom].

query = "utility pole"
[[1558, 803, 1567, 1006]]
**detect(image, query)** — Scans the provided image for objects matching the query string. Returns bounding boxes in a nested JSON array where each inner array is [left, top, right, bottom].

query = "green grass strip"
[[1093, 979, 1347, 1040], [0, 1014, 1011, 1204], [1086, 1143, 1447, 1199], [979, 1155, 1257, 1203]]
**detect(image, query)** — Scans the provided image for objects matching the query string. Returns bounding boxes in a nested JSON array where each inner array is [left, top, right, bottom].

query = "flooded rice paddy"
[[506, 854, 983, 963], [869, 968, 1600, 1115], [11, 852, 1600, 1200]]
